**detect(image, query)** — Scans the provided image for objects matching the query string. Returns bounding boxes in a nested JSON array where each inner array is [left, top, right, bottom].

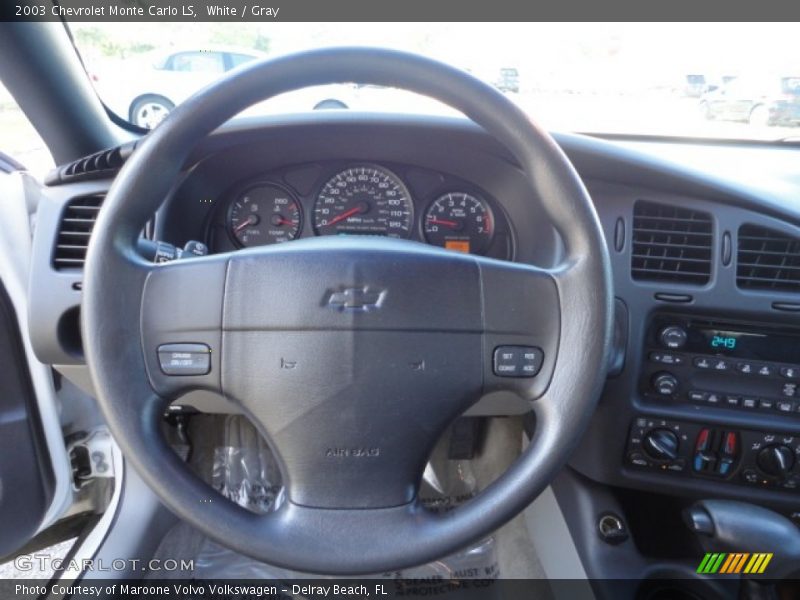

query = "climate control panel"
[[626, 417, 800, 492], [640, 315, 800, 417]]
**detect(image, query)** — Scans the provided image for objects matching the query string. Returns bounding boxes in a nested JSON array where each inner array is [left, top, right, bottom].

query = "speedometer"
[[313, 165, 413, 238]]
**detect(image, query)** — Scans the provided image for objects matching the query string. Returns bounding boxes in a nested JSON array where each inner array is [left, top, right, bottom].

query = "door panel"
[[0, 280, 55, 558]]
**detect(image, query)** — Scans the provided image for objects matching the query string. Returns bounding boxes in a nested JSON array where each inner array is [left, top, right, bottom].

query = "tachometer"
[[228, 183, 302, 247], [313, 165, 413, 237], [423, 192, 494, 255]]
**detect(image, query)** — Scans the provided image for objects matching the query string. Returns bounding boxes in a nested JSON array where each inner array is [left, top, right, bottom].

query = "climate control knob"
[[659, 325, 688, 349], [756, 445, 795, 478], [652, 372, 679, 396], [643, 428, 680, 461]]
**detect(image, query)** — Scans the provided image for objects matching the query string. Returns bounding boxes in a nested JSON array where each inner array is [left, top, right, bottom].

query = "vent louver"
[[44, 141, 136, 186], [53, 195, 104, 270], [631, 200, 713, 285], [737, 224, 800, 292]]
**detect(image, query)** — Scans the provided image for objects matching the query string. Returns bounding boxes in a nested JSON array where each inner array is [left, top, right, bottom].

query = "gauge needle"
[[270, 214, 295, 227], [234, 215, 257, 233], [427, 217, 459, 228], [326, 205, 363, 227]]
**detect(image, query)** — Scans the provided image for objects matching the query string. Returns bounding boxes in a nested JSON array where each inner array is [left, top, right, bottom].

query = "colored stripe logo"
[[697, 553, 773, 574]]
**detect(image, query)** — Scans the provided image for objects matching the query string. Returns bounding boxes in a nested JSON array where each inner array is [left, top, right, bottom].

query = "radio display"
[[687, 325, 800, 363]]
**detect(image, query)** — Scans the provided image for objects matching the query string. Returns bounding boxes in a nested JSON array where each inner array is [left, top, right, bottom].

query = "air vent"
[[631, 200, 713, 285], [53, 195, 104, 270], [45, 141, 136, 186], [737, 224, 800, 292]]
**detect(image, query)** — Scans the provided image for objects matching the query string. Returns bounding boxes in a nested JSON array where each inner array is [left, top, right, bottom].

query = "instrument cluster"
[[208, 162, 513, 259]]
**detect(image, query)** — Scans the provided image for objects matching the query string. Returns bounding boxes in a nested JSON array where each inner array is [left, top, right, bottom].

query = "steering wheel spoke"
[[140, 256, 227, 399], [476, 258, 561, 403]]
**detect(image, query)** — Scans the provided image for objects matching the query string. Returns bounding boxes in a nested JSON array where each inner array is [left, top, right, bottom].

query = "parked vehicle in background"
[[684, 74, 709, 97], [699, 74, 800, 126], [683, 73, 737, 98], [93, 45, 356, 129], [495, 67, 520, 93]]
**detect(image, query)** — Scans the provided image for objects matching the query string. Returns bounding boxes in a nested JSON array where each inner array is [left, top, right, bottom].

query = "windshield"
[[65, 22, 800, 141]]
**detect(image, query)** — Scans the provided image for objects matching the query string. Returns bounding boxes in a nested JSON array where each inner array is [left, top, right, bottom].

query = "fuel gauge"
[[228, 183, 302, 247]]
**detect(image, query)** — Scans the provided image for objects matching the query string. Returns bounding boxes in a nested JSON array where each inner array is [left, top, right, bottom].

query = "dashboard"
[[26, 112, 800, 514], [204, 160, 513, 260]]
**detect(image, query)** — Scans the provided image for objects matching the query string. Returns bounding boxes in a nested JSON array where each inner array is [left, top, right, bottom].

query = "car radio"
[[640, 315, 800, 416]]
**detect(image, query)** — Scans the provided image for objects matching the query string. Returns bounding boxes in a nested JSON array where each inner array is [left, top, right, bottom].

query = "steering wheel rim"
[[82, 47, 613, 574]]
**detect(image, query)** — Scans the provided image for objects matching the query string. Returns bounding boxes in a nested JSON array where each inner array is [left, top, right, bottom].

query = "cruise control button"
[[493, 346, 543, 378], [519, 348, 544, 376], [493, 346, 520, 376], [157, 343, 211, 376]]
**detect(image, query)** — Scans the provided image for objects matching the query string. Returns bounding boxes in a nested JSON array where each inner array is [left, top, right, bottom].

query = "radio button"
[[707, 393, 722, 405], [688, 390, 707, 403], [649, 352, 685, 365], [759, 399, 775, 410], [737, 362, 755, 375], [742, 397, 758, 409], [652, 372, 679, 396], [725, 395, 741, 407], [782, 383, 797, 398], [757, 364, 775, 377], [777, 400, 794, 413], [712, 359, 731, 371], [659, 325, 688, 349], [781, 366, 800, 379], [694, 357, 712, 369]]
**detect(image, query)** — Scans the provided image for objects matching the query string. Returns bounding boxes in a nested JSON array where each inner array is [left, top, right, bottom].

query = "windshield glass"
[[71, 22, 800, 140]]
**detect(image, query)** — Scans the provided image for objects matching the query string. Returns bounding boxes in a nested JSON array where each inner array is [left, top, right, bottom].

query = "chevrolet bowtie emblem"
[[326, 287, 385, 311]]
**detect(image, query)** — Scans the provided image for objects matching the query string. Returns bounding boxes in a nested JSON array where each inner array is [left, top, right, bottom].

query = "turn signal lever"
[[684, 499, 800, 580], [137, 239, 208, 263]]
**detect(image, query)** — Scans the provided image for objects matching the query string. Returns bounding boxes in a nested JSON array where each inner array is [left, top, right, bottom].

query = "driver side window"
[[0, 82, 54, 178]]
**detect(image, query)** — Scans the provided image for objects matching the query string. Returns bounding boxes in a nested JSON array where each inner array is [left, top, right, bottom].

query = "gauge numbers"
[[228, 183, 302, 247], [423, 192, 494, 255], [313, 165, 413, 237]]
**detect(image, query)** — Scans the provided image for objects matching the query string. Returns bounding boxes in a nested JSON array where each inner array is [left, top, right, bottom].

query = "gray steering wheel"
[[82, 47, 613, 574]]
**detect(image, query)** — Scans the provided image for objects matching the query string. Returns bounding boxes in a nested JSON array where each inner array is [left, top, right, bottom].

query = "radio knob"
[[643, 428, 680, 461], [652, 372, 679, 396], [756, 445, 795, 478], [659, 325, 688, 349]]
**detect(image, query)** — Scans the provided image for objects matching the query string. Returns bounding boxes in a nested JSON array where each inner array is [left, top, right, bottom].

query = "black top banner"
[[3, 0, 800, 22]]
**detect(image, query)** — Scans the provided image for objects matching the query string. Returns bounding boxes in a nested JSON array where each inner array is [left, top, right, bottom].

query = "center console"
[[625, 314, 800, 493]]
